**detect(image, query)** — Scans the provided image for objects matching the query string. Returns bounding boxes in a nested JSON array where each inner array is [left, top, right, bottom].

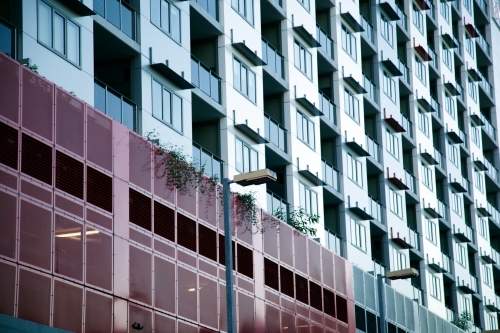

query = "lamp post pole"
[[377, 274, 387, 333], [223, 177, 236, 333]]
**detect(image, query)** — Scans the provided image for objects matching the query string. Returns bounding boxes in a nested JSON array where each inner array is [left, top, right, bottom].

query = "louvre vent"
[[264, 258, 279, 291], [154, 201, 175, 242], [21, 134, 52, 185], [388, 322, 397, 333], [397, 327, 406, 333], [295, 274, 309, 305], [355, 305, 366, 332], [129, 188, 152, 231], [177, 213, 196, 252], [336, 295, 348, 323], [366, 311, 378, 333], [218, 234, 235, 270], [237, 244, 253, 279], [0, 122, 18, 170], [55, 151, 83, 199], [323, 288, 336, 318], [279, 266, 294, 298], [198, 224, 217, 262], [86, 166, 112, 212], [309, 280, 322, 311]]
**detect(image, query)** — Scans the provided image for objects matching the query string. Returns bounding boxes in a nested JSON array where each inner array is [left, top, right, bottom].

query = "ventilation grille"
[[355, 305, 366, 332], [154, 201, 175, 241], [323, 288, 336, 318], [198, 224, 217, 262], [21, 134, 52, 185], [55, 151, 83, 199], [264, 258, 279, 291], [218, 234, 235, 270], [86, 166, 112, 212], [397, 327, 406, 333], [0, 122, 18, 170], [388, 322, 397, 333], [366, 311, 378, 333], [177, 213, 196, 252], [336, 295, 348, 323], [237, 244, 253, 279], [295, 274, 309, 305], [309, 281, 322, 311], [279, 266, 294, 298], [129, 188, 152, 231]]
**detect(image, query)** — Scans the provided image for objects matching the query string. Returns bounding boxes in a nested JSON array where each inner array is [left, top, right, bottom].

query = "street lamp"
[[377, 268, 419, 333], [223, 169, 277, 333]]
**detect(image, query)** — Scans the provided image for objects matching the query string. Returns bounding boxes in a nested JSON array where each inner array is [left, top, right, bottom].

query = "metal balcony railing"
[[396, 3, 408, 30], [365, 134, 380, 162], [194, 0, 218, 20], [360, 13, 374, 43], [483, 158, 499, 182], [362, 73, 378, 103], [405, 169, 416, 193], [480, 113, 496, 141], [316, 25, 334, 60], [368, 195, 384, 224], [267, 190, 289, 216], [94, 0, 136, 40], [325, 228, 345, 258], [94, 79, 137, 131], [264, 114, 287, 153], [408, 226, 420, 251], [398, 58, 410, 84], [318, 91, 337, 125], [322, 159, 341, 191], [262, 38, 285, 79], [191, 56, 221, 104], [401, 113, 413, 138], [437, 198, 447, 220], [476, 31, 491, 57], [192, 142, 223, 179], [442, 252, 452, 272]]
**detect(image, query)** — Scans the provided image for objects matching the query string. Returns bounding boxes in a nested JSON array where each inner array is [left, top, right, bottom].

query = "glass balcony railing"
[[437, 198, 447, 220], [194, 0, 218, 20], [428, 46, 438, 69], [463, 0, 472, 13], [476, 31, 491, 57], [267, 190, 289, 216], [360, 13, 374, 43], [316, 25, 334, 60], [491, 248, 500, 264], [483, 158, 499, 182], [322, 159, 340, 191], [456, 82, 464, 101], [401, 113, 413, 138], [94, 79, 137, 131], [476, 0, 488, 16], [412, 285, 424, 305], [465, 224, 475, 244], [487, 202, 500, 225], [94, 0, 136, 40], [458, 128, 468, 149], [0, 18, 15, 58], [477, 70, 494, 98], [396, 3, 408, 30], [404, 169, 416, 193], [371, 259, 386, 277], [480, 113, 496, 141], [368, 195, 383, 224], [398, 58, 410, 84], [191, 56, 221, 104], [264, 114, 287, 153], [441, 252, 452, 272], [408, 226, 420, 250], [192, 142, 223, 180], [362, 73, 378, 103], [262, 38, 285, 79], [453, 35, 462, 56], [365, 134, 380, 162], [430, 95, 440, 113], [434, 148, 443, 169], [446, 306, 456, 322], [318, 91, 337, 125], [325, 228, 345, 258]]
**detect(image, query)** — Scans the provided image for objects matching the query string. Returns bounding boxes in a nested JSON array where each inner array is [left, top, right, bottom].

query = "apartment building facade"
[[0, 0, 500, 331]]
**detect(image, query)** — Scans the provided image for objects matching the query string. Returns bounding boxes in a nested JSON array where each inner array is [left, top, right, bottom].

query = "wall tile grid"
[[0, 53, 355, 332]]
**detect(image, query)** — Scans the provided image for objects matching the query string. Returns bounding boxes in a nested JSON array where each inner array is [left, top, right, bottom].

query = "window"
[[444, 92, 455, 117], [231, 0, 254, 23], [415, 56, 426, 84], [426, 218, 437, 244], [429, 273, 441, 300], [448, 141, 458, 166], [344, 89, 360, 123], [451, 193, 462, 216], [233, 58, 256, 102], [350, 217, 367, 252], [421, 163, 433, 189], [440, 1, 450, 23], [296, 0, 310, 11], [383, 72, 396, 102], [471, 126, 480, 147], [294, 41, 312, 79], [152, 80, 183, 131], [418, 109, 430, 136], [341, 25, 357, 61], [412, 6, 424, 34], [442, 45, 452, 70], [468, 81, 477, 102], [299, 182, 318, 216], [482, 263, 492, 286], [392, 248, 407, 270], [386, 130, 399, 159], [150, 0, 181, 42], [380, 16, 394, 46], [37, 1, 80, 65], [457, 243, 467, 267], [296, 111, 315, 149], [235, 138, 258, 173], [475, 171, 484, 192], [389, 188, 403, 218], [346, 154, 363, 186], [465, 38, 475, 58], [478, 217, 487, 238]]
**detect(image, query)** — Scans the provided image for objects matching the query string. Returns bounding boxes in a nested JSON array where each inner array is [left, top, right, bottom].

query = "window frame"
[[299, 182, 318, 216], [350, 217, 367, 252], [451, 193, 462, 216], [421, 163, 433, 190], [426, 218, 437, 244], [231, 0, 254, 25], [429, 273, 441, 300], [150, 0, 182, 44], [296, 110, 316, 150], [415, 55, 426, 85], [341, 25, 357, 61], [344, 88, 360, 123], [392, 248, 407, 270], [233, 57, 257, 103], [383, 71, 396, 103], [457, 243, 467, 267], [482, 263, 492, 287], [444, 92, 455, 118], [389, 188, 403, 218], [346, 153, 363, 187], [293, 40, 313, 80], [448, 140, 458, 166], [418, 109, 430, 136], [235, 137, 258, 173], [380, 15, 394, 46], [385, 130, 399, 159], [152, 79, 184, 133]]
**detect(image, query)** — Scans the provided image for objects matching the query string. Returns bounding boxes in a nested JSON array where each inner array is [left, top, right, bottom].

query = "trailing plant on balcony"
[[234, 192, 260, 233], [28, 64, 39, 73], [273, 207, 319, 236], [451, 311, 472, 332]]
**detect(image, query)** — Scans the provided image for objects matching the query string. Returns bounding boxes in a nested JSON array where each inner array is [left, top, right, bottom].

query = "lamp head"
[[386, 268, 419, 280], [233, 169, 277, 186]]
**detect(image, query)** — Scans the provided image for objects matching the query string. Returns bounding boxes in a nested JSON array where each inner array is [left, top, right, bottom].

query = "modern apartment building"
[[0, 0, 500, 332]]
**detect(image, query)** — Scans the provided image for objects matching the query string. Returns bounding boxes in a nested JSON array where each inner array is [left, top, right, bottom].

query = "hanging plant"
[[273, 207, 319, 237], [28, 64, 39, 73], [234, 192, 260, 233], [451, 311, 472, 332]]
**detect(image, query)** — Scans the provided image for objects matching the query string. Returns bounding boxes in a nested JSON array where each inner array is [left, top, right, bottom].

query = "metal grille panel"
[[56, 89, 84, 157], [279, 266, 294, 298], [0, 55, 20, 122], [237, 243, 253, 279], [218, 234, 235, 269], [323, 288, 336, 318], [129, 188, 152, 231], [17, 269, 51, 326], [264, 258, 279, 291], [0, 122, 18, 170], [295, 273, 309, 305], [177, 213, 197, 252], [355, 305, 366, 332], [154, 201, 175, 241], [56, 150, 83, 199], [336, 295, 348, 323], [53, 280, 83, 333], [366, 311, 378, 333], [198, 224, 217, 262], [0, 261, 16, 315], [129, 245, 152, 305], [86, 166, 112, 212], [85, 291, 112, 333], [21, 134, 52, 185], [309, 280, 323, 311]]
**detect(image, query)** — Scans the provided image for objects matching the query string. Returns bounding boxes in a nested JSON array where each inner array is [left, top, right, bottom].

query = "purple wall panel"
[[86, 227, 113, 291], [113, 178, 129, 239], [113, 236, 129, 298], [294, 230, 308, 275], [154, 313, 176, 333], [177, 266, 198, 321], [55, 194, 84, 218], [113, 297, 128, 333], [54, 214, 83, 281], [55, 88, 84, 157], [199, 276, 218, 330], [17, 268, 51, 327], [0, 169, 17, 190], [0, 190, 17, 259], [154, 256, 176, 314], [21, 178, 52, 205], [129, 304, 152, 333], [85, 290, 113, 333], [0, 54, 20, 123], [53, 279, 83, 333], [87, 106, 113, 172], [129, 133, 152, 192], [279, 224, 294, 267], [129, 245, 152, 305], [0, 260, 16, 315], [113, 121, 129, 181], [309, 239, 322, 283]]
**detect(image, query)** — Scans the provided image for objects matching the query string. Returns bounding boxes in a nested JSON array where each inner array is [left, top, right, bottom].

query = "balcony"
[[434, 148, 443, 169], [398, 58, 410, 85], [428, 46, 439, 74], [483, 158, 499, 183], [445, 307, 456, 322], [191, 57, 221, 105], [475, 0, 489, 23], [491, 248, 500, 264], [365, 134, 380, 163], [404, 169, 416, 194], [192, 142, 223, 179], [457, 273, 478, 294], [267, 190, 289, 216], [441, 252, 452, 273], [487, 202, 500, 225], [193, 0, 217, 20], [480, 114, 496, 142], [322, 159, 340, 192], [318, 91, 337, 126], [316, 25, 334, 60], [456, 82, 464, 101], [476, 71, 494, 102], [476, 31, 492, 63], [368, 196, 384, 224], [408, 227, 420, 251], [401, 114, 413, 139], [396, 3, 408, 31], [264, 114, 287, 153], [430, 95, 440, 114], [94, 0, 136, 40], [325, 228, 345, 258], [0, 18, 15, 58], [370, 259, 386, 277], [362, 74, 378, 104], [94, 80, 137, 131], [449, 174, 470, 194], [437, 198, 447, 220], [360, 13, 374, 45], [262, 38, 285, 80]]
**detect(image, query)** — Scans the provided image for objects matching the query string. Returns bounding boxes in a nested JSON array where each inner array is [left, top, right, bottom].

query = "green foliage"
[[451, 311, 472, 332], [28, 64, 39, 73], [273, 207, 319, 236], [235, 192, 260, 233]]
